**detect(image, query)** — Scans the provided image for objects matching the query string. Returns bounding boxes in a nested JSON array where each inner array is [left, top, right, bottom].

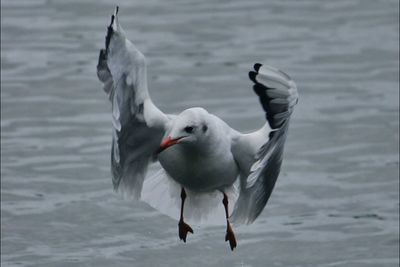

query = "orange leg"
[[222, 192, 237, 251], [178, 188, 193, 242]]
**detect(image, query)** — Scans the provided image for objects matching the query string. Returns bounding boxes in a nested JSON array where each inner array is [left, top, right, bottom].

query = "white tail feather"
[[141, 165, 240, 226]]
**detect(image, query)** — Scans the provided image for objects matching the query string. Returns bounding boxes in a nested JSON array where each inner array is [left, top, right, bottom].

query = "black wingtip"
[[110, 14, 115, 27], [249, 71, 258, 83], [254, 63, 262, 72], [105, 14, 115, 52], [105, 6, 120, 52], [98, 49, 106, 65], [253, 83, 266, 96]]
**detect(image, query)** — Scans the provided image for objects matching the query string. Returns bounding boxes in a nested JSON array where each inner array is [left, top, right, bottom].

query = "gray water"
[[1, 0, 399, 266]]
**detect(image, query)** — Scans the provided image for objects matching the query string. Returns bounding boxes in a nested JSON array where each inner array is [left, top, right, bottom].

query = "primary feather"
[[97, 7, 168, 199]]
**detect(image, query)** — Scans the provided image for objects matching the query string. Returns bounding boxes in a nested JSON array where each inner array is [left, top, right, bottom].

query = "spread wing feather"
[[97, 7, 168, 199], [231, 63, 298, 224]]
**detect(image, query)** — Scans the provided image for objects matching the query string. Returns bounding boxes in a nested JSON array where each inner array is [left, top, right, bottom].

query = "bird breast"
[[158, 144, 239, 192]]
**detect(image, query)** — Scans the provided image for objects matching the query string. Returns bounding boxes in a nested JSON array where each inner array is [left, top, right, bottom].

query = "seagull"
[[97, 7, 298, 251]]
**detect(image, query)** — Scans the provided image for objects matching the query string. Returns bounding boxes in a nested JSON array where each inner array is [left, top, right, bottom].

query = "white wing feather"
[[97, 7, 168, 199], [231, 63, 298, 224]]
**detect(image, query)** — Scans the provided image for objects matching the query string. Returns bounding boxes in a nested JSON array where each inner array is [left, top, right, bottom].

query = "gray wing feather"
[[231, 63, 298, 224], [97, 7, 168, 199]]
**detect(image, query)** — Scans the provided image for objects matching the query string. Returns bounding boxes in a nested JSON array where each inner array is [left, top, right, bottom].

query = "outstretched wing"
[[231, 63, 298, 224], [97, 7, 169, 199]]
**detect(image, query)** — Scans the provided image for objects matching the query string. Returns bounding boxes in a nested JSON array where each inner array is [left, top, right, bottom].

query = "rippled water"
[[1, 0, 399, 266]]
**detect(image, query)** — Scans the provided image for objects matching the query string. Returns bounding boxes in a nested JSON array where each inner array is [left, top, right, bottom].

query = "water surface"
[[1, 0, 399, 266]]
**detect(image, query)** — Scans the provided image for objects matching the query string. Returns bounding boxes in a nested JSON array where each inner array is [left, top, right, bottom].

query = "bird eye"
[[184, 126, 194, 133]]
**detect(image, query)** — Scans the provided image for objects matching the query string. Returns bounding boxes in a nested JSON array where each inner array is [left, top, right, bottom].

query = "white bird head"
[[158, 108, 210, 153]]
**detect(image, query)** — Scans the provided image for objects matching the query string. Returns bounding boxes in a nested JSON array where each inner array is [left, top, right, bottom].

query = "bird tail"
[[141, 166, 240, 226]]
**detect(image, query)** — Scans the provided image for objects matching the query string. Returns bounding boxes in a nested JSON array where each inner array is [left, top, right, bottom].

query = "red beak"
[[157, 136, 182, 153]]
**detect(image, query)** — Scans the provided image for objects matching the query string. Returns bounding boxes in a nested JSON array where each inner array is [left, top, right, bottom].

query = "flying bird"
[[97, 7, 298, 251]]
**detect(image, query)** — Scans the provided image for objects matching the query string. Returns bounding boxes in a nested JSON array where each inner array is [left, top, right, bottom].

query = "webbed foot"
[[178, 220, 193, 242]]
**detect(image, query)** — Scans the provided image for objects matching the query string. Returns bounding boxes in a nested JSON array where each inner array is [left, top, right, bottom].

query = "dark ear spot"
[[184, 126, 194, 133], [202, 124, 208, 132]]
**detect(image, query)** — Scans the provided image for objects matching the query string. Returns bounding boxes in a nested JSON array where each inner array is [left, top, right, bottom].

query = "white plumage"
[[97, 7, 298, 250]]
